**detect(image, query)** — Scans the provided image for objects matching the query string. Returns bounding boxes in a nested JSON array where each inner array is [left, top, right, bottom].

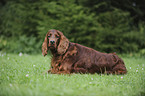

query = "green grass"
[[0, 53, 145, 96]]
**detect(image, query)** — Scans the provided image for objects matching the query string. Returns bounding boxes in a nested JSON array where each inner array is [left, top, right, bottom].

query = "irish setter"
[[42, 29, 127, 74]]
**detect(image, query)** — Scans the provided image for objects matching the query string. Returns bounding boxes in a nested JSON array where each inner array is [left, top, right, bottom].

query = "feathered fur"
[[42, 29, 127, 74]]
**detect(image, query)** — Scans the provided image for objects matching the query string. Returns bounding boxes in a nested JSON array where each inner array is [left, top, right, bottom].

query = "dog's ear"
[[57, 30, 69, 55], [42, 33, 48, 56]]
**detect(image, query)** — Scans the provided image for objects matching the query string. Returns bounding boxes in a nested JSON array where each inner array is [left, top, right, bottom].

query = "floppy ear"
[[42, 33, 48, 56], [57, 30, 69, 55]]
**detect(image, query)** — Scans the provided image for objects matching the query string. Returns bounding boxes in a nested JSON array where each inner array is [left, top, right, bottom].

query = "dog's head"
[[42, 29, 69, 56]]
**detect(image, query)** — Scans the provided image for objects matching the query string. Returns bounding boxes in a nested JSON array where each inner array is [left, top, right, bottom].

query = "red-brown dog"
[[42, 29, 127, 74]]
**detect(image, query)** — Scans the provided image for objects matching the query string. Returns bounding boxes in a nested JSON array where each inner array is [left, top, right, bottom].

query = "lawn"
[[0, 53, 145, 96]]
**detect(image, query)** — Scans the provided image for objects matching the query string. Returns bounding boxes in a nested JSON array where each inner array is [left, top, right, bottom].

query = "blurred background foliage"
[[0, 0, 145, 54]]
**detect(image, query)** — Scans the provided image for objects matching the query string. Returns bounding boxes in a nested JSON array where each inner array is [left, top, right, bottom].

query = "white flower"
[[26, 74, 29, 77], [9, 84, 12, 87], [121, 76, 123, 79], [142, 68, 144, 70], [91, 78, 93, 80], [7, 76, 9, 80], [137, 68, 138, 69], [19, 52, 23, 56], [136, 70, 138, 72], [89, 82, 92, 84], [138, 65, 139, 66], [8, 57, 9, 60], [33, 65, 36, 67], [129, 67, 131, 69]]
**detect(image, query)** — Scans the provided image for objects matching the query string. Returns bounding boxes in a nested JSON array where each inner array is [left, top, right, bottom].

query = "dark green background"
[[0, 0, 145, 54]]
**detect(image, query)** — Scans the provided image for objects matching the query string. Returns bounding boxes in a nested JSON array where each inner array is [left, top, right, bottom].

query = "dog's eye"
[[48, 35, 51, 38], [56, 35, 59, 38]]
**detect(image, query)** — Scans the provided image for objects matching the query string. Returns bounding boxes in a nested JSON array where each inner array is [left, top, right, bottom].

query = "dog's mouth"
[[48, 42, 58, 49], [48, 45, 56, 49]]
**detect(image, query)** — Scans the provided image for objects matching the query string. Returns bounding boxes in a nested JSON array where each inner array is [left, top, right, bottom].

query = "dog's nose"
[[50, 41, 55, 44]]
